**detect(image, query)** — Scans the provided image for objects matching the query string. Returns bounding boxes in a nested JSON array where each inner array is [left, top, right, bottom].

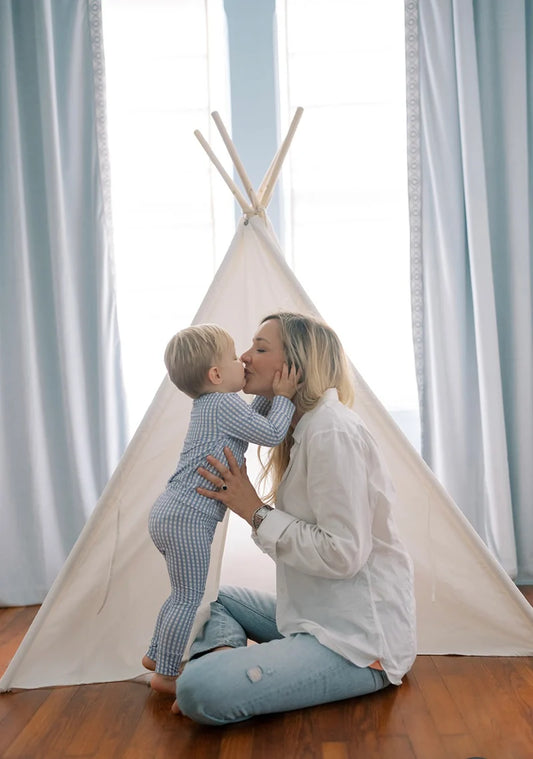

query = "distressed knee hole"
[[246, 665, 263, 683]]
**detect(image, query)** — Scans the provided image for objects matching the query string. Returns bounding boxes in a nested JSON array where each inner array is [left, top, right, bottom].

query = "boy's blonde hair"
[[258, 312, 355, 501], [164, 324, 234, 398]]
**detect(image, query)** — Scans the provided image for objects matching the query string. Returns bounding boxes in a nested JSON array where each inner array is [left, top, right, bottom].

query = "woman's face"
[[240, 319, 285, 398]]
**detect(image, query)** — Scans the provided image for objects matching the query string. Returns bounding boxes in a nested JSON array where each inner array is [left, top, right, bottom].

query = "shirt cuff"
[[252, 508, 296, 554]]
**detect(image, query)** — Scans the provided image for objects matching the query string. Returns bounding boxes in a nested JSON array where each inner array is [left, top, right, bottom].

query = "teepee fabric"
[[2, 214, 533, 692]]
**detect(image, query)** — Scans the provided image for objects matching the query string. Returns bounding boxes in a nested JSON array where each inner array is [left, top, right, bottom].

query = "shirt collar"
[[292, 388, 339, 442]]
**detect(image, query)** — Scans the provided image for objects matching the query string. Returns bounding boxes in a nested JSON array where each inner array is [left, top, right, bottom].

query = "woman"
[[173, 312, 416, 725]]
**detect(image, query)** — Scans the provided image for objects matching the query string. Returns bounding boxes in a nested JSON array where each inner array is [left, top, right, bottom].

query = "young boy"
[[143, 323, 298, 695]]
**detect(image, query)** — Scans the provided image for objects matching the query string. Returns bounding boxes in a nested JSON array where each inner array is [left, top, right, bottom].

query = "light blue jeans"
[[175, 585, 390, 725]]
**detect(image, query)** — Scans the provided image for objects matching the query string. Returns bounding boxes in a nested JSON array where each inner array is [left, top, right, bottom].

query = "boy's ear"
[[207, 365, 223, 385]]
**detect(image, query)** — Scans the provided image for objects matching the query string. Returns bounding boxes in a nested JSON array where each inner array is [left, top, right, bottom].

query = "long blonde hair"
[[258, 312, 355, 502]]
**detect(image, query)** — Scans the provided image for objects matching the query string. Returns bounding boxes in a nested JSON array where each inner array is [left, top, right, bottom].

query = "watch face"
[[253, 506, 270, 530]]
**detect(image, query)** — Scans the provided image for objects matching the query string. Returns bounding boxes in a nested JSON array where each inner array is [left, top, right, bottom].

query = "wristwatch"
[[252, 504, 273, 532]]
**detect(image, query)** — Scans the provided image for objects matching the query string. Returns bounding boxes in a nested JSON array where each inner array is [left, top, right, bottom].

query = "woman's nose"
[[240, 348, 251, 363]]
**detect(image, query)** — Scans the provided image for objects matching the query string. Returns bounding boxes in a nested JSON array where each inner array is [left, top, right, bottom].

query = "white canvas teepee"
[[3, 113, 533, 693]]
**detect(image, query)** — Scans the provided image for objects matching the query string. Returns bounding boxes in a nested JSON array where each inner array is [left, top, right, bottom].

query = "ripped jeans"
[[175, 585, 390, 725]]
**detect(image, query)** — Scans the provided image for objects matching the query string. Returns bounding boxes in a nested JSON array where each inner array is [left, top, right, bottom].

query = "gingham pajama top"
[[165, 393, 295, 521]]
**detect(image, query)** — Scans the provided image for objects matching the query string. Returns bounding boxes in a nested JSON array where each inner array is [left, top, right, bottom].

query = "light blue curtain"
[[0, 0, 127, 604], [407, 0, 533, 581]]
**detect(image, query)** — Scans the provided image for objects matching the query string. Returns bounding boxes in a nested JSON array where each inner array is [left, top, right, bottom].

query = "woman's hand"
[[197, 447, 264, 525]]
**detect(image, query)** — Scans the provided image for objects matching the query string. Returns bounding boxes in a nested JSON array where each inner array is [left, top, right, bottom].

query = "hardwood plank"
[[479, 657, 533, 754], [441, 732, 483, 758], [312, 692, 416, 759], [57, 682, 149, 758], [0, 689, 51, 756], [372, 680, 409, 736], [0, 606, 39, 675], [2, 686, 78, 759], [120, 688, 222, 759], [390, 663, 450, 759], [433, 655, 533, 759], [374, 736, 417, 759], [312, 698, 351, 742], [410, 655, 469, 735], [219, 729, 254, 759], [241, 712, 285, 759], [0, 607, 23, 635], [280, 708, 318, 757], [246, 707, 320, 759], [321, 741, 349, 759], [343, 693, 393, 758]]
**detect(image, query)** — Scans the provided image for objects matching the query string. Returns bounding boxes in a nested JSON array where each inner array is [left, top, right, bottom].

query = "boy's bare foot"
[[150, 672, 178, 696], [142, 655, 156, 671]]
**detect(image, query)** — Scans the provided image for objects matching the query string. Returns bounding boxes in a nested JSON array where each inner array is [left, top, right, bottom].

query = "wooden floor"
[[1, 589, 533, 759]]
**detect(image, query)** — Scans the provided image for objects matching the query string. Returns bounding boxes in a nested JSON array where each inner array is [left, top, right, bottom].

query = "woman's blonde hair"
[[258, 312, 355, 502], [164, 324, 234, 399]]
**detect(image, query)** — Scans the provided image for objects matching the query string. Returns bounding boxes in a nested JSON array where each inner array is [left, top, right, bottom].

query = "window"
[[102, 0, 418, 450], [102, 0, 232, 430]]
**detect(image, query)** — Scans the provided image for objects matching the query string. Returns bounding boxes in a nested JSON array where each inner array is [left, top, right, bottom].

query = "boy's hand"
[[272, 363, 300, 399]]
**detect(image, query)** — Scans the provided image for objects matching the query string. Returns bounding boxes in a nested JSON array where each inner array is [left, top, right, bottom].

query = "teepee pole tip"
[[211, 112, 259, 211], [259, 107, 304, 208], [194, 129, 254, 214]]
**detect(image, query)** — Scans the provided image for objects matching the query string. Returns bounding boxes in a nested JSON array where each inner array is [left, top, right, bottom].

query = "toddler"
[[143, 323, 298, 695]]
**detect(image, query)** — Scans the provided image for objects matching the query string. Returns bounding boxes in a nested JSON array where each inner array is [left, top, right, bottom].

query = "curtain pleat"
[[0, 0, 127, 604], [409, 0, 533, 580]]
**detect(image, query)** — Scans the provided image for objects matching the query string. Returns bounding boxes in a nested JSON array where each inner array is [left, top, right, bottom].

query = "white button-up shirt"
[[253, 388, 416, 685]]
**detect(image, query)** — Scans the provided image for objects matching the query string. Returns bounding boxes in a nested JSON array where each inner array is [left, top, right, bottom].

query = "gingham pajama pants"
[[146, 491, 218, 676]]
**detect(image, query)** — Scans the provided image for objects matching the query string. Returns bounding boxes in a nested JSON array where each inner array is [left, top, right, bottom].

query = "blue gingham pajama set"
[[146, 392, 294, 676]]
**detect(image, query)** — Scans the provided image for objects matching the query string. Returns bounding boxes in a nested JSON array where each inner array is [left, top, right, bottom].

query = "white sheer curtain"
[[410, 0, 533, 580], [0, 0, 127, 604], [102, 0, 232, 433], [103, 0, 418, 445], [276, 0, 419, 445]]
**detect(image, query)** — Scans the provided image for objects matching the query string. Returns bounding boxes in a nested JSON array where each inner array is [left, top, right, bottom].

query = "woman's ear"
[[207, 365, 223, 386]]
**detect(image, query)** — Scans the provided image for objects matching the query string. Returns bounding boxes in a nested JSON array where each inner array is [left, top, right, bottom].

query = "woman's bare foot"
[[142, 655, 156, 671], [150, 673, 177, 696]]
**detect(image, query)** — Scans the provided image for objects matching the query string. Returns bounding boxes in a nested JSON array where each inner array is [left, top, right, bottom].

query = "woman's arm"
[[260, 429, 375, 579], [197, 429, 375, 580]]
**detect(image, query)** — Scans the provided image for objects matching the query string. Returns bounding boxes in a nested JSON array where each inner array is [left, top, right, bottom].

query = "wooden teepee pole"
[[258, 107, 303, 208], [194, 129, 254, 215], [211, 111, 259, 211]]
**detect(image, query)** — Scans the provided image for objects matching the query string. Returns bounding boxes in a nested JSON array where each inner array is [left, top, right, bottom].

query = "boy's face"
[[217, 342, 246, 392]]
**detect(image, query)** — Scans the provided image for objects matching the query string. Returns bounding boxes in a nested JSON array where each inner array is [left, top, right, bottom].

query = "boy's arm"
[[219, 394, 294, 446], [250, 395, 272, 416]]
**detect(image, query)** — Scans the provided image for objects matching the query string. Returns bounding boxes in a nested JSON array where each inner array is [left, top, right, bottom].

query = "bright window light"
[[102, 0, 232, 433], [277, 0, 417, 430], [102, 0, 418, 450]]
